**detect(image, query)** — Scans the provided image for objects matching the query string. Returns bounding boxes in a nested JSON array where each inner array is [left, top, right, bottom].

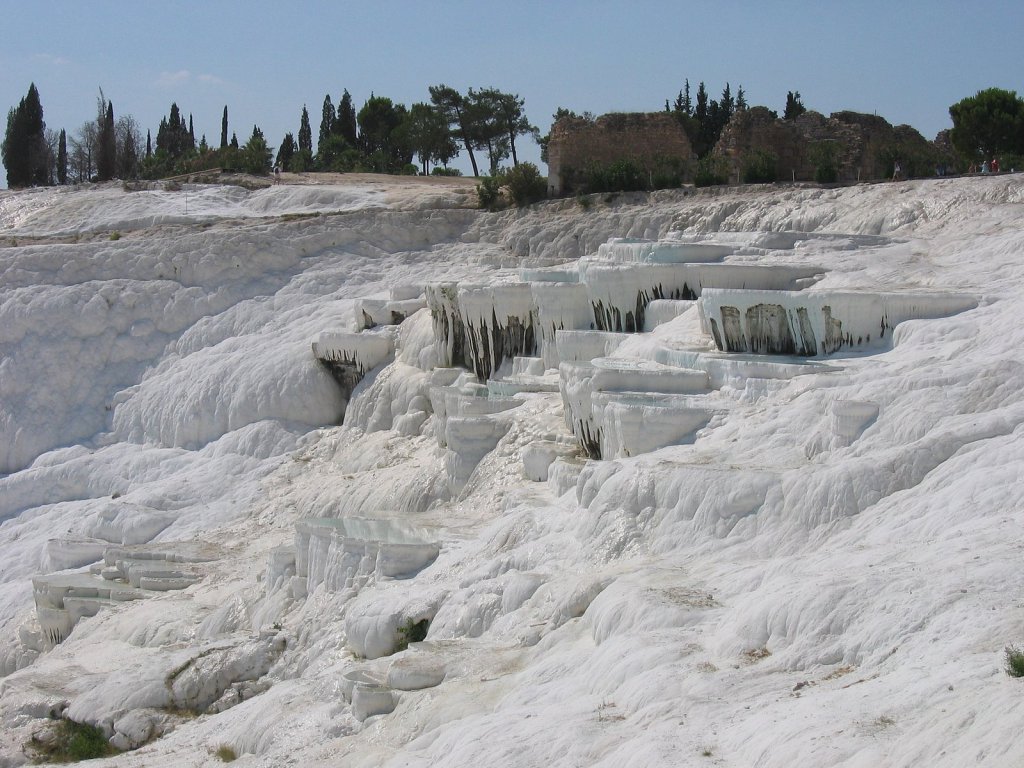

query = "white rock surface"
[[0, 176, 1022, 768]]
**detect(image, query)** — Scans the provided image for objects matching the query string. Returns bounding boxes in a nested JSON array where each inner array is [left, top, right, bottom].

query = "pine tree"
[[318, 94, 335, 156], [298, 106, 312, 153], [2, 82, 47, 187], [276, 132, 296, 171], [97, 100, 116, 181], [57, 128, 67, 184], [221, 106, 228, 149], [784, 91, 806, 120], [336, 89, 358, 146], [682, 79, 692, 116], [736, 86, 747, 111], [430, 84, 478, 176]]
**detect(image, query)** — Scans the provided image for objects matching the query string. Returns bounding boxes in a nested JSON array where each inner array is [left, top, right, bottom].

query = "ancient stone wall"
[[547, 113, 695, 195], [714, 108, 938, 182]]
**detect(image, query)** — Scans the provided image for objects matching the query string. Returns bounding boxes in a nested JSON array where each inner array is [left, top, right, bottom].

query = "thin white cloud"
[[156, 70, 192, 88], [197, 73, 225, 86], [33, 53, 71, 66]]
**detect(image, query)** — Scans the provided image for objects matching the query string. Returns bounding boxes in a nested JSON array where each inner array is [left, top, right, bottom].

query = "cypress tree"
[[336, 89, 357, 146], [298, 106, 312, 153], [2, 83, 47, 187], [57, 128, 67, 184], [318, 94, 335, 156], [97, 101, 116, 181], [146, 130, 152, 158], [220, 106, 228, 149]]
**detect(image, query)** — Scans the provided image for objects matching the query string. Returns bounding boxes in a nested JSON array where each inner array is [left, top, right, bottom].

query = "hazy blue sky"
[[2, 0, 1022, 185]]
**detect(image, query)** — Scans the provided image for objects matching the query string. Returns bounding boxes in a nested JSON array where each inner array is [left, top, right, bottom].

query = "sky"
[[2, 0, 1022, 188]]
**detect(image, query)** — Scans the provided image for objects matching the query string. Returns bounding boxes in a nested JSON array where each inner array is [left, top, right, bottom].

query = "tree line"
[[2, 82, 536, 188], [5, 80, 1024, 190]]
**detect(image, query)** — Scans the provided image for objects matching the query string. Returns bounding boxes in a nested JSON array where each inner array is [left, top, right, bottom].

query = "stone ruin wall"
[[714, 108, 938, 182], [547, 113, 695, 195]]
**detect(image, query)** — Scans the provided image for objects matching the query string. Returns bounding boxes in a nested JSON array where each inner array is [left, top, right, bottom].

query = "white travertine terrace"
[[584, 262, 823, 332], [311, 330, 396, 415], [32, 543, 216, 645], [699, 289, 978, 356], [357, 287, 427, 330], [292, 517, 440, 596], [530, 282, 594, 368], [559, 358, 710, 458], [593, 237, 734, 264]]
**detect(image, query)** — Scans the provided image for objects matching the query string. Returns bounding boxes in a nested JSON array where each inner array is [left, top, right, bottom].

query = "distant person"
[[892, 160, 901, 181], [991, 157, 1000, 173], [981, 159, 990, 175], [273, 165, 281, 184], [968, 162, 977, 174]]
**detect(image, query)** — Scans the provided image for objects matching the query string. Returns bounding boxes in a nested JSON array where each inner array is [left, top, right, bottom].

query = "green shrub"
[[814, 164, 838, 183], [109, 231, 121, 241], [809, 140, 840, 183], [395, 618, 429, 652], [649, 156, 686, 190], [476, 174, 504, 210], [694, 157, 728, 187], [1005, 646, 1024, 677], [27, 718, 119, 762], [503, 162, 548, 206], [586, 158, 647, 193], [742, 149, 778, 184], [215, 745, 238, 762], [431, 167, 462, 177]]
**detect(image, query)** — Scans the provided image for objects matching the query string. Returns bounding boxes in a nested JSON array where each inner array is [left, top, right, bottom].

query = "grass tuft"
[[26, 718, 119, 762], [1005, 645, 1024, 677], [215, 744, 238, 762]]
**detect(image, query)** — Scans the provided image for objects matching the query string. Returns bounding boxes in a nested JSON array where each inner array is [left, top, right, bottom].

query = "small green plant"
[[576, 192, 593, 210], [27, 718, 119, 762], [215, 744, 238, 762], [395, 618, 429, 652], [742, 149, 779, 184], [109, 231, 121, 241], [1005, 645, 1024, 677], [476, 173, 504, 210], [503, 162, 548, 207], [431, 167, 463, 177], [810, 140, 840, 184], [585, 158, 647, 193], [694, 156, 728, 187]]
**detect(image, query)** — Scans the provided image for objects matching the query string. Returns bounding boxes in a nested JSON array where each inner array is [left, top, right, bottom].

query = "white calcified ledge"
[[518, 266, 580, 283], [699, 289, 978, 356], [560, 359, 710, 458], [428, 385, 519, 447], [554, 330, 629, 365], [644, 300, 696, 332], [457, 284, 537, 381], [597, 395, 715, 459], [531, 282, 595, 369], [312, 330, 397, 416], [593, 237, 734, 265], [312, 330, 395, 371], [650, 347, 833, 389], [584, 263, 824, 333], [294, 517, 440, 592], [357, 297, 427, 330], [425, 283, 465, 369]]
